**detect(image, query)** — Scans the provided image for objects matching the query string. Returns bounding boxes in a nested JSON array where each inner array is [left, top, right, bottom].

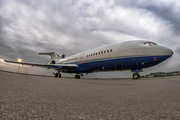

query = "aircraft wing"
[[4, 57, 78, 70]]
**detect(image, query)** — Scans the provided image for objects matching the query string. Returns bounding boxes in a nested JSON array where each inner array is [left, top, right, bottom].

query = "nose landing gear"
[[133, 73, 140, 80]]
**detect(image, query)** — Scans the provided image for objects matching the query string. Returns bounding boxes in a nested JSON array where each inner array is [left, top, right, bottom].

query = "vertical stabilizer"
[[39, 52, 65, 64]]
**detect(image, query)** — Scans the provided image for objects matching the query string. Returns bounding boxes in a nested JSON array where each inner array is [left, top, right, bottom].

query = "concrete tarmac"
[[0, 71, 180, 120]]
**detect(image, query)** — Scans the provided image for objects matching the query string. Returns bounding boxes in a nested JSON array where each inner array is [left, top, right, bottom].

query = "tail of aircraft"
[[39, 52, 65, 64]]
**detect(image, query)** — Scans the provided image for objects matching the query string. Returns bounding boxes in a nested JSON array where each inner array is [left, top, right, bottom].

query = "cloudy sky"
[[0, 0, 179, 78]]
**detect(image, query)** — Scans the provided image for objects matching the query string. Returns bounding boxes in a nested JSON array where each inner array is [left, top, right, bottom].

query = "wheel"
[[78, 75, 81, 79], [59, 73, 61, 78], [74, 75, 78, 79], [55, 73, 58, 78], [133, 73, 140, 80]]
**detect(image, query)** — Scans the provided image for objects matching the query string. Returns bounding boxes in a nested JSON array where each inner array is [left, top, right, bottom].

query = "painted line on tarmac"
[[84, 77, 180, 83], [130, 77, 180, 82]]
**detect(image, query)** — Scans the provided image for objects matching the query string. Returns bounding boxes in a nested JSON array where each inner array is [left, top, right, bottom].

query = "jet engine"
[[50, 60, 56, 64], [62, 54, 65, 58]]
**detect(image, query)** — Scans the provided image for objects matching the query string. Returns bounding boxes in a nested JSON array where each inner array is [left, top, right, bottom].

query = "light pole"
[[18, 64, 20, 73], [18, 59, 22, 73]]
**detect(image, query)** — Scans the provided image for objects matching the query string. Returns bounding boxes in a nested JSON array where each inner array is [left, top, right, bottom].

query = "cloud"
[[0, 0, 179, 78]]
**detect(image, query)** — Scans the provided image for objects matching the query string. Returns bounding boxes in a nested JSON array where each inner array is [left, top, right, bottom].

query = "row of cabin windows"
[[86, 49, 113, 57]]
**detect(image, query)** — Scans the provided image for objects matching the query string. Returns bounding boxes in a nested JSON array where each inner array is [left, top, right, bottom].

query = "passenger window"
[[110, 49, 113, 52], [89, 55, 90, 57], [104, 50, 106, 53], [96, 53, 97, 55], [98, 52, 100, 55], [91, 54, 92, 56], [107, 50, 109, 53], [101, 51, 103, 54], [93, 53, 95, 56]]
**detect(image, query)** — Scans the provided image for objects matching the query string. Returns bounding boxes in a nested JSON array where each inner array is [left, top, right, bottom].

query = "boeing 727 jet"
[[4, 40, 173, 79]]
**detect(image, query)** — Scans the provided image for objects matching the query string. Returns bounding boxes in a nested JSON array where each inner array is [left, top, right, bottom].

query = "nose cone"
[[162, 47, 174, 56], [153, 47, 173, 64]]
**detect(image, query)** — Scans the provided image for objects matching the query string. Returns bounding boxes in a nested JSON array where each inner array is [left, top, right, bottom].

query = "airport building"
[[166, 71, 180, 76], [150, 72, 167, 77], [144, 71, 180, 78]]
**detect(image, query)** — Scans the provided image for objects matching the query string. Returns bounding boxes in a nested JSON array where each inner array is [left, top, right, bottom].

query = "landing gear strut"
[[55, 69, 61, 78], [74, 74, 81, 79], [133, 73, 140, 80]]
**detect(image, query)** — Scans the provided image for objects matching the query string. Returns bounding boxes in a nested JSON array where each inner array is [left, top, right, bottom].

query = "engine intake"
[[50, 60, 56, 64], [62, 54, 65, 58]]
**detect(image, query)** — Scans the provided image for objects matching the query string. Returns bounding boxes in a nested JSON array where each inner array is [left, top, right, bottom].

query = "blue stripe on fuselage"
[[66, 55, 148, 64], [64, 55, 171, 73]]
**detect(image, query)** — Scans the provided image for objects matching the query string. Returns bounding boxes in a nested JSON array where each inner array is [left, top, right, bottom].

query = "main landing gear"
[[55, 69, 61, 78], [74, 74, 81, 79], [133, 73, 140, 80], [55, 73, 61, 78]]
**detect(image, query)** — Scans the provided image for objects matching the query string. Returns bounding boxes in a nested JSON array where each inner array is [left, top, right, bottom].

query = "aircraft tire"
[[59, 74, 61, 78], [74, 75, 78, 79], [133, 73, 140, 80], [78, 75, 81, 79]]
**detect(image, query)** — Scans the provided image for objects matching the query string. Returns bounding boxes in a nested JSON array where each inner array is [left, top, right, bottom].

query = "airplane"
[[4, 40, 173, 79]]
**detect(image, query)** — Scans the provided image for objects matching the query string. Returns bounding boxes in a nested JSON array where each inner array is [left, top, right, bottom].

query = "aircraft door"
[[79, 53, 85, 62]]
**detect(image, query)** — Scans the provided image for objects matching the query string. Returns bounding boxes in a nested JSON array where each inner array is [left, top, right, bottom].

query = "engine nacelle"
[[56, 54, 65, 59], [62, 54, 65, 58], [50, 60, 56, 64]]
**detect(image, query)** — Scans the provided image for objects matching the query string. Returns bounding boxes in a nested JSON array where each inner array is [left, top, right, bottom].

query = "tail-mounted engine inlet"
[[62, 54, 65, 58], [50, 60, 56, 64]]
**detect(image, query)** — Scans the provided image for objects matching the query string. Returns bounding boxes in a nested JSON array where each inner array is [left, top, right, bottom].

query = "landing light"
[[18, 59, 22, 62]]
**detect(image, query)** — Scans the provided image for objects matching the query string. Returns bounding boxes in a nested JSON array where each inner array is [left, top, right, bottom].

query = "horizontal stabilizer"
[[39, 52, 55, 56]]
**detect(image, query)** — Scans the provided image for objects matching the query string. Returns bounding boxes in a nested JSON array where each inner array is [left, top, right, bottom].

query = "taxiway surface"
[[0, 71, 180, 120]]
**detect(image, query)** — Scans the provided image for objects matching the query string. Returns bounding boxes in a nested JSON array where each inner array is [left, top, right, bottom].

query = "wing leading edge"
[[4, 57, 78, 70]]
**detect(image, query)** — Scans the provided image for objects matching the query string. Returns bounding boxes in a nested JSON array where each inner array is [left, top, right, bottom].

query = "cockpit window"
[[144, 42, 157, 46]]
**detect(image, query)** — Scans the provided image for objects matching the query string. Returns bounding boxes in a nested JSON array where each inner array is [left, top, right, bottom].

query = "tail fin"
[[39, 52, 65, 63]]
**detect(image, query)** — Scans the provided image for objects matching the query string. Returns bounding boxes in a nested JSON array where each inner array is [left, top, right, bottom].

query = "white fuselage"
[[58, 40, 173, 65]]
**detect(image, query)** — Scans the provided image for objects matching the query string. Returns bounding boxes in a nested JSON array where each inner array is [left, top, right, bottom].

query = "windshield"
[[144, 42, 157, 46]]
